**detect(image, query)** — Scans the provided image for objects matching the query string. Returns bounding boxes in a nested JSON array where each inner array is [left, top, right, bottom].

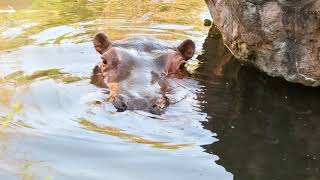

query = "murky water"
[[0, 1, 319, 180], [195, 28, 320, 180]]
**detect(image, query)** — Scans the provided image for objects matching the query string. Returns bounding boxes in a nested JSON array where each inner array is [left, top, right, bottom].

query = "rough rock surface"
[[205, 0, 320, 86]]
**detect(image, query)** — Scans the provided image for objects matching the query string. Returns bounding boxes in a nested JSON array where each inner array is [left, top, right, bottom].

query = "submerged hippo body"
[[91, 33, 195, 114]]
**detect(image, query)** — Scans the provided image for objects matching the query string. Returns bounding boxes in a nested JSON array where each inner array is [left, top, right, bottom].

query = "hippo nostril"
[[103, 60, 107, 64]]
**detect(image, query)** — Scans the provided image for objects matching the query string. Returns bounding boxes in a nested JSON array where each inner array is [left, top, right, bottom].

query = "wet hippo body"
[[91, 33, 195, 114]]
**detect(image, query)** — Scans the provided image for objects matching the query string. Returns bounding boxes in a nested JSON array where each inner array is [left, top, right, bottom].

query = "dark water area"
[[196, 27, 320, 180]]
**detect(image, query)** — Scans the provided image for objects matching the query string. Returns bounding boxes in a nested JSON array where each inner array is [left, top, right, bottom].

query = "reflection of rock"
[[196, 24, 320, 180], [196, 26, 235, 78], [202, 68, 320, 180], [195, 25, 242, 146], [205, 0, 320, 87]]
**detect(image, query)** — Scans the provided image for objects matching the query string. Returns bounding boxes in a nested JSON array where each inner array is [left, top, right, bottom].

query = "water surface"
[[0, 1, 231, 180], [0, 1, 319, 180]]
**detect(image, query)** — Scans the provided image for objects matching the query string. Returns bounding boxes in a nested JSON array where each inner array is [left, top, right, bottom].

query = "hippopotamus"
[[112, 94, 170, 115], [91, 32, 196, 114]]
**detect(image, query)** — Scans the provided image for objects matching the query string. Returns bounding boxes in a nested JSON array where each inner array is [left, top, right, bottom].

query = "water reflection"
[[0, 69, 84, 85], [0, 0, 207, 50], [197, 27, 320, 180], [80, 118, 191, 149], [0, 0, 233, 179]]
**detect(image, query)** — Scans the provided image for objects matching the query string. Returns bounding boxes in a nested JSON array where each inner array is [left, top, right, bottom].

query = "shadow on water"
[[196, 26, 320, 180]]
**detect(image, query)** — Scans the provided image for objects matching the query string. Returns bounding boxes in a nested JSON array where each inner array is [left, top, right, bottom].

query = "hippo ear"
[[177, 39, 195, 60], [94, 32, 110, 46]]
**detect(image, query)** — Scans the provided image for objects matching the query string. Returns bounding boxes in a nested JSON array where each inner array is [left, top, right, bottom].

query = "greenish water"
[[0, 1, 319, 180], [0, 1, 224, 180]]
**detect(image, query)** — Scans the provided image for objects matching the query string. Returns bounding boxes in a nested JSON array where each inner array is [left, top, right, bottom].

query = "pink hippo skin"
[[91, 32, 195, 114]]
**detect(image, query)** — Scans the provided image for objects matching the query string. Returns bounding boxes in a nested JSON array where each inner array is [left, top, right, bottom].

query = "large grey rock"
[[205, 0, 320, 86]]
